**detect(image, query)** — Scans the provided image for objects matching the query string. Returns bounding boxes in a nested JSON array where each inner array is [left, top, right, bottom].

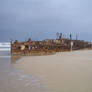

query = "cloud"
[[0, 0, 92, 41]]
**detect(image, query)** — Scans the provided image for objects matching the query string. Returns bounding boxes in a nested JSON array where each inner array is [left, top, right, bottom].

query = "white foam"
[[0, 42, 10, 51], [0, 48, 10, 51], [0, 42, 10, 47]]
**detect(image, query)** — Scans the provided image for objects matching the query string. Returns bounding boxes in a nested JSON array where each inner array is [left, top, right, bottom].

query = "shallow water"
[[0, 51, 50, 92], [1, 50, 92, 92], [15, 50, 92, 92]]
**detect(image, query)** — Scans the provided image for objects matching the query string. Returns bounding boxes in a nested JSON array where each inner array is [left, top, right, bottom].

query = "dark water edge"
[[0, 51, 50, 92]]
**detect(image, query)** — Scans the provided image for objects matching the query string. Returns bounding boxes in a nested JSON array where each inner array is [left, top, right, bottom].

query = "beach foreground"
[[15, 50, 92, 92]]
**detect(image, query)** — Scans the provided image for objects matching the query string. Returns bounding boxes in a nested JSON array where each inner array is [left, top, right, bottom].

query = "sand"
[[15, 50, 92, 92]]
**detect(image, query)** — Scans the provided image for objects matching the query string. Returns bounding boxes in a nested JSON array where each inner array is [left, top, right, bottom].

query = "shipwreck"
[[11, 33, 92, 56]]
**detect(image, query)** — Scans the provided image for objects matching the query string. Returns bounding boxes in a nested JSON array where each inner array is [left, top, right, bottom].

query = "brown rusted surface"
[[11, 37, 92, 56], [11, 38, 71, 56]]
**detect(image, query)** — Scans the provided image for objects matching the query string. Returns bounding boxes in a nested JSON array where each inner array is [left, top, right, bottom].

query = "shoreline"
[[11, 49, 90, 62], [14, 49, 92, 92]]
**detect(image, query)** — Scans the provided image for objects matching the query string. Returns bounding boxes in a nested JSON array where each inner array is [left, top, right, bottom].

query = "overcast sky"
[[0, 0, 92, 42]]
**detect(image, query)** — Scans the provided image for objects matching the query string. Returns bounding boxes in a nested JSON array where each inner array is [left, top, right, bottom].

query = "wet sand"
[[0, 51, 49, 92], [15, 50, 92, 92]]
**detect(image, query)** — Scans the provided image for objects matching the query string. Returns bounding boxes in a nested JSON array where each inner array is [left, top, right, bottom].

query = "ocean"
[[0, 42, 10, 51], [1, 42, 92, 92], [0, 43, 50, 92]]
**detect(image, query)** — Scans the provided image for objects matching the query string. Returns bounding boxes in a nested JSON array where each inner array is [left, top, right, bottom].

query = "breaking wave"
[[0, 42, 10, 51]]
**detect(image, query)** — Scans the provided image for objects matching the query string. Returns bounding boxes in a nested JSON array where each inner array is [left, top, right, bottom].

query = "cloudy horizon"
[[0, 0, 92, 42]]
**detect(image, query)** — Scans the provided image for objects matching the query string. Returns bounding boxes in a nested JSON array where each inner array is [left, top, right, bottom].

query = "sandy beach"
[[15, 50, 92, 92]]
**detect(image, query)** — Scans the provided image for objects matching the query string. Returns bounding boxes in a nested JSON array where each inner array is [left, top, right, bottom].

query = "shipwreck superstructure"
[[11, 38, 70, 55], [11, 34, 92, 56]]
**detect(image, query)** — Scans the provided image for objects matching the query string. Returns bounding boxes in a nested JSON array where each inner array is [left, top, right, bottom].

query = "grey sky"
[[0, 0, 92, 42]]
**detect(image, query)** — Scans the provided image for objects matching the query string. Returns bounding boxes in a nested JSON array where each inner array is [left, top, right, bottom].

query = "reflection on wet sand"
[[15, 50, 92, 92], [11, 55, 22, 64], [0, 51, 50, 92]]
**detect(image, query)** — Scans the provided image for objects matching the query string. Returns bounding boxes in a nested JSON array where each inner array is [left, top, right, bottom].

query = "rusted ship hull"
[[11, 41, 70, 56]]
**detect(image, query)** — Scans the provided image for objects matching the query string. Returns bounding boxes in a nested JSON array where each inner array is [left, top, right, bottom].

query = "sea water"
[[0, 43, 49, 92], [0, 42, 10, 51]]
